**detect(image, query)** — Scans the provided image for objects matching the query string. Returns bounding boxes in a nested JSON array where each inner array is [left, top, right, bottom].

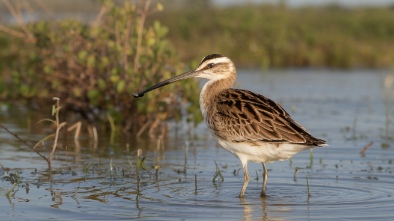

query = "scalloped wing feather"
[[208, 89, 326, 146]]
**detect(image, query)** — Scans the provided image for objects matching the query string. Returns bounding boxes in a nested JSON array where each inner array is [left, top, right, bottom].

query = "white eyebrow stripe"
[[200, 57, 231, 67]]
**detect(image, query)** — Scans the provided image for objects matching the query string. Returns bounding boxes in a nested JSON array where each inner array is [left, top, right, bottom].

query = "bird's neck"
[[199, 76, 235, 117]]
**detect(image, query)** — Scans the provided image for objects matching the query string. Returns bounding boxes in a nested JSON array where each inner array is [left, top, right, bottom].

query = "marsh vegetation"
[[1, 1, 394, 137]]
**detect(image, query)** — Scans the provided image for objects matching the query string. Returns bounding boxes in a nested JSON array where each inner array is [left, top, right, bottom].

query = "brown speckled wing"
[[207, 89, 326, 146]]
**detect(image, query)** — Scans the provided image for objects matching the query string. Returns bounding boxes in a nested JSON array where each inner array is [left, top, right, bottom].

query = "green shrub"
[[0, 0, 202, 134]]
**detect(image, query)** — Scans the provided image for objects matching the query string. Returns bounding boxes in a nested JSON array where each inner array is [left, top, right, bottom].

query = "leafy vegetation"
[[0, 0, 202, 135], [1, 1, 394, 137], [154, 3, 394, 68]]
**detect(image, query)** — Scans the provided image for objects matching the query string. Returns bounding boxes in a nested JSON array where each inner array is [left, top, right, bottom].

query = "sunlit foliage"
[[0, 0, 202, 134]]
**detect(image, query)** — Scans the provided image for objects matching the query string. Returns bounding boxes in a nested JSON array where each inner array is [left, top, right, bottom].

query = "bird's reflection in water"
[[240, 196, 290, 221]]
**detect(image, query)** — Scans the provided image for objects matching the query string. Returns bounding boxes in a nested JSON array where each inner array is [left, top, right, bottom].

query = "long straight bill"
[[133, 70, 196, 98]]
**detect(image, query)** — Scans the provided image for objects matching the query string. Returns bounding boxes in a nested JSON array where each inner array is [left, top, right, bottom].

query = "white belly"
[[216, 138, 314, 165]]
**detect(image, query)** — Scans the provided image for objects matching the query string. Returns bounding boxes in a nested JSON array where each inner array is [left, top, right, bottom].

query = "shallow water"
[[1, 69, 394, 220]]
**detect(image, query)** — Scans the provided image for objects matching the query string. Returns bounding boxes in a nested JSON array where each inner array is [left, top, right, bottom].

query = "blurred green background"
[[0, 0, 393, 134]]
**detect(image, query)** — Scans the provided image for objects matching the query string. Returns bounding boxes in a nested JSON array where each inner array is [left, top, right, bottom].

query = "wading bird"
[[133, 54, 327, 197]]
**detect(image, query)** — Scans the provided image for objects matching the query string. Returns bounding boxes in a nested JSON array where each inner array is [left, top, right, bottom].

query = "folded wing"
[[208, 89, 326, 146]]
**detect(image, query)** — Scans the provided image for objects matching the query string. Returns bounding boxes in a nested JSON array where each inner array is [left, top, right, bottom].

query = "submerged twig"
[[48, 97, 67, 170], [30, 97, 66, 170], [212, 160, 224, 183], [194, 173, 198, 195], [5, 171, 21, 197], [360, 141, 374, 157], [67, 121, 82, 141], [136, 120, 151, 137], [0, 124, 49, 165], [136, 148, 146, 171], [306, 176, 311, 199], [155, 137, 161, 181], [106, 114, 116, 144], [309, 149, 314, 168], [294, 167, 299, 181], [87, 125, 98, 146], [135, 148, 146, 196]]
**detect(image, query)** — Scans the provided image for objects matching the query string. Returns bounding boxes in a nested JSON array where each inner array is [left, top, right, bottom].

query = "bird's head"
[[133, 54, 236, 98], [193, 54, 236, 81]]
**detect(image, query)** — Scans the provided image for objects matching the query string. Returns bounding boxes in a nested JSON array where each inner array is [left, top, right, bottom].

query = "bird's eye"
[[207, 63, 215, 69]]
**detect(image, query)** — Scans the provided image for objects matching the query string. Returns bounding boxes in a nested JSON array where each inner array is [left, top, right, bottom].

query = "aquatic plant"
[[306, 176, 311, 199], [212, 160, 224, 183], [0, 0, 202, 136], [33, 97, 66, 170]]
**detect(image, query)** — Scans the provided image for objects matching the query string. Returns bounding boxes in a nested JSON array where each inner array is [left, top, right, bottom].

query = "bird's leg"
[[260, 162, 268, 197], [239, 163, 250, 198]]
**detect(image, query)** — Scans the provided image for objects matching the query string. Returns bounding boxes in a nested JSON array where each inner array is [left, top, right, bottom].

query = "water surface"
[[1, 69, 394, 220]]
